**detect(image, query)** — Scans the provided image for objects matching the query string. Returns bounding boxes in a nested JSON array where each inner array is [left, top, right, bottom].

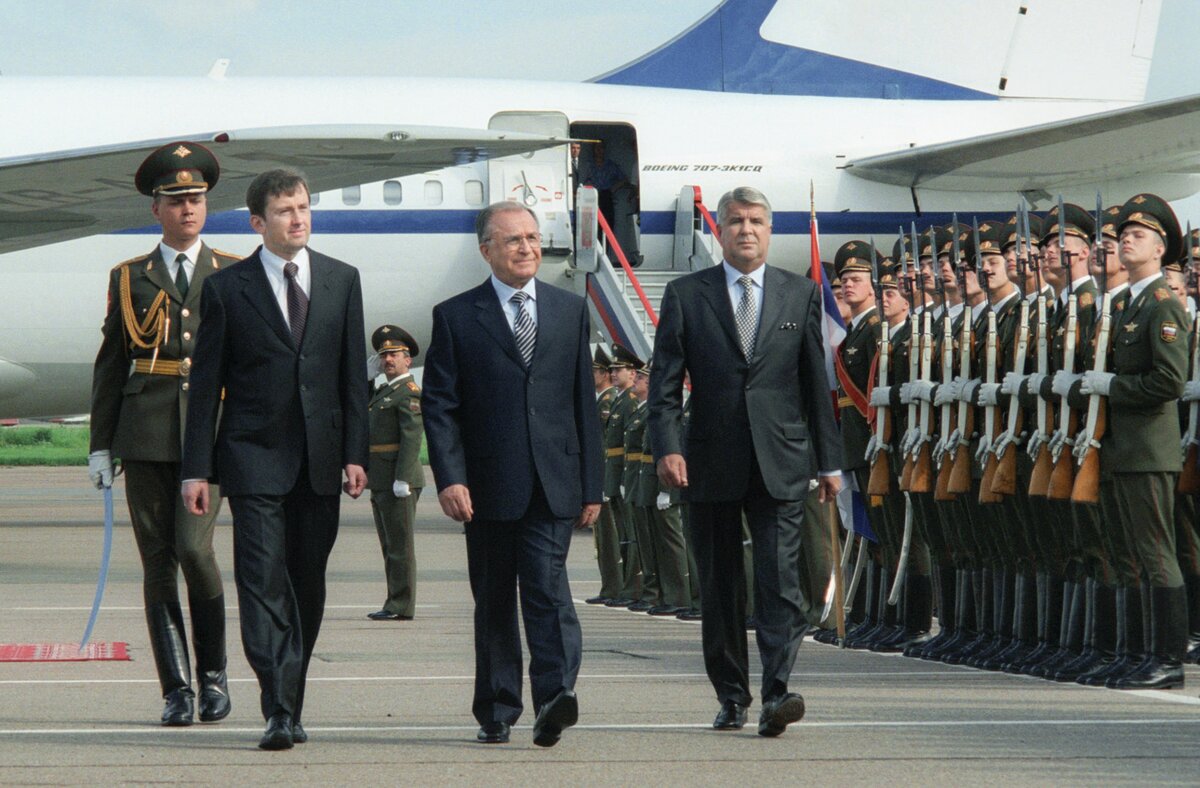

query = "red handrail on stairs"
[[596, 209, 658, 328]]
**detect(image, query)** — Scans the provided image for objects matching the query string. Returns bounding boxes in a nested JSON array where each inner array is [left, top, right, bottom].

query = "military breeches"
[[370, 488, 420, 617]]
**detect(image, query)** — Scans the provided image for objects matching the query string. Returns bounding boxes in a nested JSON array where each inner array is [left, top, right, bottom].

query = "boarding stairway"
[[575, 186, 721, 358]]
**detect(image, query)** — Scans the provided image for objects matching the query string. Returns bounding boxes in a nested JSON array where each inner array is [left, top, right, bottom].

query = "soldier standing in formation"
[[365, 325, 424, 622], [586, 347, 625, 605], [88, 142, 235, 726]]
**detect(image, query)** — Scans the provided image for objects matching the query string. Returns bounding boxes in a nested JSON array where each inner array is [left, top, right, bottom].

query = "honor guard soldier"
[[366, 325, 425, 621], [587, 346, 625, 605], [603, 343, 643, 606], [88, 142, 236, 726]]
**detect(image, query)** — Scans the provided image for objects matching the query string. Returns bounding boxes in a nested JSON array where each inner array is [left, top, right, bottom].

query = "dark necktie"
[[511, 291, 536, 365], [284, 261, 308, 346], [735, 274, 757, 360], [174, 253, 189, 299]]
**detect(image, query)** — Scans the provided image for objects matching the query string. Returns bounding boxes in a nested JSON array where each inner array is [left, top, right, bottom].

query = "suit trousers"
[[227, 470, 340, 722], [465, 484, 582, 726], [689, 457, 808, 707]]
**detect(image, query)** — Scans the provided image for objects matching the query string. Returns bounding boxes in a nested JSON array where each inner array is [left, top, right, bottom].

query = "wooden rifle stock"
[[900, 454, 914, 490], [947, 414, 974, 494], [989, 409, 1022, 496], [1046, 411, 1078, 499], [934, 450, 955, 500], [867, 409, 892, 496], [1179, 442, 1200, 494], [911, 443, 933, 493], [1071, 405, 1104, 504], [1028, 404, 1055, 496]]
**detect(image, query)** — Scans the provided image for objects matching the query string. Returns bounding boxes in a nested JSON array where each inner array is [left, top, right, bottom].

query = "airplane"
[[1, 0, 1197, 418]]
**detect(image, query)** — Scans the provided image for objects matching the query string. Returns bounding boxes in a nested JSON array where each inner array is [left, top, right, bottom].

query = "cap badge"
[[172, 145, 192, 159]]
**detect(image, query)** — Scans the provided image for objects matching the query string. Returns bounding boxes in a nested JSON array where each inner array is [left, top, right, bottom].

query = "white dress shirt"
[[259, 245, 311, 329], [722, 260, 765, 321], [490, 274, 538, 331], [160, 238, 202, 287]]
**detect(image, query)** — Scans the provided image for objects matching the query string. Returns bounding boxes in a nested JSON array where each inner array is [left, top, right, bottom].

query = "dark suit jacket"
[[648, 263, 841, 503], [420, 278, 603, 522], [181, 247, 368, 497]]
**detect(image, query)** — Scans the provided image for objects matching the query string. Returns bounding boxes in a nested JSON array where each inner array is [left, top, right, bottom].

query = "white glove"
[[869, 386, 891, 407], [864, 435, 880, 464], [87, 450, 114, 490], [602, 494, 610, 503], [393, 480, 410, 498], [656, 491, 671, 510], [974, 435, 992, 465], [1000, 371, 1027, 396], [977, 383, 1001, 406], [619, 484, 626, 498], [900, 427, 919, 456], [1051, 370, 1080, 398], [1183, 381, 1200, 402], [1080, 371, 1115, 397], [1047, 429, 1068, 458], [1026, 372, 1047, 397], [992, 430, 1013, 459], [910, 380, 935, 403], [1026, 431, 1045, 462], [960, 378, 982, 403], [934, 380, 960, 406]]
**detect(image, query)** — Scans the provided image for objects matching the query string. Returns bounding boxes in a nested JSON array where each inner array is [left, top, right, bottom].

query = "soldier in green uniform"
[[1078, 194, 1189, 689], [88, 142, 236, 726], [365, 325, 425, 621], [586, 346, 625, 605], [603, 344, 642, 606], [620, 350, 660, 611]]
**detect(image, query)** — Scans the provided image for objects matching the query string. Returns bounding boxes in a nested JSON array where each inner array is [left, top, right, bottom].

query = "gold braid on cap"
[[118, 265, 171, 351]]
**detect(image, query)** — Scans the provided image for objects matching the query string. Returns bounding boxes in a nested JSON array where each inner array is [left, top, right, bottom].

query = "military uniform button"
[[181, 308, 191, 318], [181, 382, 189, 391], [183, 331, 192, 341]]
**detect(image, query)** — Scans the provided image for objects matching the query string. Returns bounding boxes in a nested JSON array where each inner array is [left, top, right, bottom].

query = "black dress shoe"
[[259, 713, 294, 750], [604, 597, 635, 607], [648, 605, 685, 616], [676, 608, 703, 621], [477, 721, 511, 743], [627, 600, 655, 612], [291, 721, 308, 744], [585, 596, 610, 605], [367, 610, 413, 621], [758, 692, 805, 737], [161, 688, 195, 727], [533, 689, 578, 747], [712, 700, 748, 730], [198, 670, 231, 722]]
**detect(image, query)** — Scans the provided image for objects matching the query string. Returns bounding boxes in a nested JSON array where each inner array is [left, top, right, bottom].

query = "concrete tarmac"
[[1, 467, 1198, 785]]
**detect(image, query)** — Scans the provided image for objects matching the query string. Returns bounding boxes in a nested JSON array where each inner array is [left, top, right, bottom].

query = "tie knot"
[[284, 262, 299, 280], [175, 253, 188, 264], [511, 291, 529, 305], [739, 275, 754, 290]]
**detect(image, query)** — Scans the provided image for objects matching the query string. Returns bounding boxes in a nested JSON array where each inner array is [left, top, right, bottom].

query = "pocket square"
[[778, 322, 799, 330]]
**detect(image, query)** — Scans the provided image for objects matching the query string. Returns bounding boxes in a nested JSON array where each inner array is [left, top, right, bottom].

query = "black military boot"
[[147, 601, 195, 726], [1031, 580, 1082, 678], [1007, 572, 1047, 674], [980, 569, 1025, 670], [1184, 575, 1200, 664], [844, 559, 880, 649], [1104, 584, 1153, 686], [190, 592, 231, 723], [865, 565, 901, 650], [909, 566, 953, 658], [1110, 586, 1187, 690], [997, 573, 1038, 672], [1021, 573, 1064, 675], [945, 569, 992, 665], [884, 572, 933, 653], [1082, 585, 1142, 685], [1056, 580, 1116, 681]]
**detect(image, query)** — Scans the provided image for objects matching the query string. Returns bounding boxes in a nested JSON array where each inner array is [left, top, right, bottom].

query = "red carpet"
[[0, 642, 130, 662]]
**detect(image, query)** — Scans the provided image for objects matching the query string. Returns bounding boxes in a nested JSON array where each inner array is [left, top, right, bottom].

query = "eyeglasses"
[[492, 233, 541, 250]]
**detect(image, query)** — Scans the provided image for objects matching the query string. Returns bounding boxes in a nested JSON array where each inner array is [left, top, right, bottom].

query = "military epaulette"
[[868, 314, 880, 326], [406, 380, 420, 392], [112, 253, 153, 272], [211, 248, 242, 259], [1154, 287, 1171, 302], [1078, 291, 1094, 309]]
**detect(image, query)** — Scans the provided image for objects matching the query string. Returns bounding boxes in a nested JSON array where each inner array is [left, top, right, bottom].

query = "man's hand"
[[393, 480, 411, 498], [87, 450, 114, 490], [181, 480, 210, 516], [575, 503, 600, 530], [343, 464, 366, 498], [438, 483, 474, 522], [657, 453, 688, 488], [817, 473, 842, 504]]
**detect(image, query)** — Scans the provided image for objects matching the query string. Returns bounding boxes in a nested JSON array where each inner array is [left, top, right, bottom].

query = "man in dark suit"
[[421, 201, 602, 748], [89, 142, 236, 727], [649, 186, 842, 737], [181, 168, 368, 750]]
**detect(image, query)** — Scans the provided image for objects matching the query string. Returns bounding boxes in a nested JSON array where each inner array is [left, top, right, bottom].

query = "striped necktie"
[[284, 261, 308, 347], [511, 290, 536, 366]]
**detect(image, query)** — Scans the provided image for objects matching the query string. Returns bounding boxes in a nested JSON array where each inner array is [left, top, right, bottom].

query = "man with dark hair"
[[89, 141, 236, 727], [181, 167, 369, 750], [649, 186, 842, 737], [422, 200, 602, 748]]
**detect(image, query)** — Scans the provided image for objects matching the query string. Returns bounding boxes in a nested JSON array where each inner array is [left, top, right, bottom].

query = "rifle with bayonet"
[[1047, 196, 1078, 499], [947, 216, 975, 495], [1178, 225, 1200, 495], [907, 223, 936, 493], [899, 227, 922, 491], [931, 226, 958, 501], [1071, 194, 1111, 503], [990, 210, 1030, 497], [866, 237, 892, 497], [1026, 200, 1055, 496], [976, 219, 1004, 504]]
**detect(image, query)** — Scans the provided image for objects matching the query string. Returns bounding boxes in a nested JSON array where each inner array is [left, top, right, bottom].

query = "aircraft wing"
[[0, 124, 570, 254], [843, 93, 1200, 193]]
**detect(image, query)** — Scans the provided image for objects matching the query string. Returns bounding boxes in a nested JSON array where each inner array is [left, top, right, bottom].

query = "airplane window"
[[310, 191, 320, 206], [424, 180, 443, 206], [342, 185, 361, 206], [464, 180, 484, 206], [383, 180, 403, 205]]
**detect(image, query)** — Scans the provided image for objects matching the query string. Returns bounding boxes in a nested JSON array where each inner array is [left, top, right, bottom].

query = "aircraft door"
[[488, 111, 571, 254]]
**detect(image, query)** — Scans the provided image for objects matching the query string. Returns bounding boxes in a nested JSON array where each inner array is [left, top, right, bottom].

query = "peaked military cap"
[[1183, 227, 1200, 262], [1101, 205, 1122, 240], [878, 257, 902, 289], [371, 324, 419, 358], [833, 240, 880, 278], [823, 261, 841, 287], [135, 141, 220, 196], [961, 220, 1006, 262], [593, 345, 612, 370], [1117, 193, 1182, 264], [1040, 202, 1095, 245], [1001, 212, 1044, 251], [918, 226, 950, 259], [892, 235, 916, 265], [610, 343, 644, 370]]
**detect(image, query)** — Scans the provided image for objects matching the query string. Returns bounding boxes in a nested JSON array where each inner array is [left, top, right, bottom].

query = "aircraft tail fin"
[[592, 0, 1163, 102]]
